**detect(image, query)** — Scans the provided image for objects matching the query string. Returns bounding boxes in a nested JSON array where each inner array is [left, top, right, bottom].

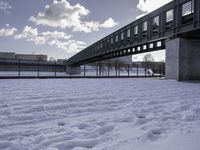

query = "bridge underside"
[[178, 29, 200, 42], [68, 38, 166, 66]]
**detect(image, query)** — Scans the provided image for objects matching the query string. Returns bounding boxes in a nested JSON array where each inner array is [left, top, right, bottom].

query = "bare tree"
[[143, 53, 155, 63], [49, 57, 56, 62], [143, 54, 155, 75]]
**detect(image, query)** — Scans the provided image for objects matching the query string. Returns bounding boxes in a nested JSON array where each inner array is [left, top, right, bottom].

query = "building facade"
[[15, 54, 47, 61], [0, 52, 15, 59]]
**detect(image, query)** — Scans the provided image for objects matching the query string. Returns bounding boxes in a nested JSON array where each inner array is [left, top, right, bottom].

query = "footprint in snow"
[[147, 128, 164, 141], [57, 121, 65, 126]]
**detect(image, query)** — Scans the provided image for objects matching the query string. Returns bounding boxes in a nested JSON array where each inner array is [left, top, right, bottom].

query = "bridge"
[[66, 0, 200, 81]]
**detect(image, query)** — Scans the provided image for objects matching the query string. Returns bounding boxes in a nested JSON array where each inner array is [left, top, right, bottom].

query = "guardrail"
[[0, 59, 165, 79]]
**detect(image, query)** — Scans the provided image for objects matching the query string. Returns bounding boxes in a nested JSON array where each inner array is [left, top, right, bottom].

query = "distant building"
[[15, 54, 47, 61], [0, 52, 15, 59]]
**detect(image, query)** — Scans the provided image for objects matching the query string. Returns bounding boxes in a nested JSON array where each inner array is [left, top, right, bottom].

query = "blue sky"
[[0, 0, 171, 61]]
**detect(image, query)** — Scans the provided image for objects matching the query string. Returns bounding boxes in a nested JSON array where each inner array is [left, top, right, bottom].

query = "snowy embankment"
[[0, 79, 200, 150]]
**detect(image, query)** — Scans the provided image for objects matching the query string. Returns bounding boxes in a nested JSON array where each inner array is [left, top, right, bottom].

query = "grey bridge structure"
[[66, 0, 200, 81]]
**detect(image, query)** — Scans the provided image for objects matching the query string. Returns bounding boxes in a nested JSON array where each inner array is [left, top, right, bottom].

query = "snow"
[[0, 79, 200, 150]]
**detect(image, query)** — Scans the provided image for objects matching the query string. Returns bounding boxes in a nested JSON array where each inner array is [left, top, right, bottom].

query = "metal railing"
[[78, 63, 165, 78], [0, 58, 165, 79], [0, 58, 66, 78]]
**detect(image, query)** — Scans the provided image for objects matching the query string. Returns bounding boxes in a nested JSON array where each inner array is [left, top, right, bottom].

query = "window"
[[121, 32, 124, 40], [111, 37, 113, 44], [127, 29, 131, 38], [116, 35, 118, 42], [134, 26, 138, 35], [143, 45, 147, 50], [94, 45, 97, 50], [153, 16, 159, 28], [157, 41, 162, 47], [149, 43, 154, 48], [142, 21, 148, 31], [182, 1, 194, 16], [107, 39, 110, 45], [166, 9, 173, 22]]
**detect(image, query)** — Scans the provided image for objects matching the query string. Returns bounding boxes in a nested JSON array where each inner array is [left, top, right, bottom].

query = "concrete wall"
[[165, 38, 180, 80], [166, 38, 200, 80]]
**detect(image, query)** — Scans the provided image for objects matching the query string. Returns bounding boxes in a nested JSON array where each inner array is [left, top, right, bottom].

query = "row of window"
[[141, 1, 194, 32], [94, 1, 194, 50], [99, 41, 163, 57]]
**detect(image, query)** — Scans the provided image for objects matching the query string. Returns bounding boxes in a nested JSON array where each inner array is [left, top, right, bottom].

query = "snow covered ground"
[[0, 79, 200, 150]]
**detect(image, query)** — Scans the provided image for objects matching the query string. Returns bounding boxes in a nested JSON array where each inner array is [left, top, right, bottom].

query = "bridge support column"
[[66, 66, 81, 75], [166, 38, 200, 81]]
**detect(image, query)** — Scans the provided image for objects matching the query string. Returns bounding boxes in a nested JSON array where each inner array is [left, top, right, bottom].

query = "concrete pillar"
[[66, 66, 81, 75], [166, 38, 200, 81]]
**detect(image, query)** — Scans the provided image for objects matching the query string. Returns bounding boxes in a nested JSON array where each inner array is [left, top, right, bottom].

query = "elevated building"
[[65, 0, 200, 80]]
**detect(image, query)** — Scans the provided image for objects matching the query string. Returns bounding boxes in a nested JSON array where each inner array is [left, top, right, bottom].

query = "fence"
[[79, 63, 165, 78], [0, 58, 165, 78], [0, 58, 66, 78]]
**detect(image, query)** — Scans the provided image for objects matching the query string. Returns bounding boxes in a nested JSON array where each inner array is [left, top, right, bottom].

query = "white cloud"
[[14, 26, 86, 53], [0, 1, 11, 14], [41, 31, 72, 40], [100, 18, 119, 28], [27, 36, 46, 45], [48, 39, 86, 53], [0, 28, 17, 36], [14, 26, 38, 39], [5, 24, 10, 27], [72, 21, 100, 33], [29, 0, 118, 33], [137, 0, 173, 18]]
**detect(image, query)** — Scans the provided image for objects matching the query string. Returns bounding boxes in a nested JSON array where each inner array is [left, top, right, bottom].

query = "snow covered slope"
[[0, 79, 200, 150]]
